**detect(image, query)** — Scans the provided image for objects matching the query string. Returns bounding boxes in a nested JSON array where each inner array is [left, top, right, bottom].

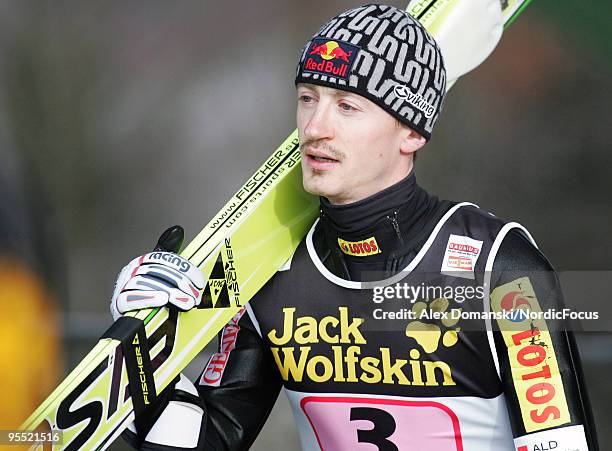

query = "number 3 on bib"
[[300, 396, 464, 450]]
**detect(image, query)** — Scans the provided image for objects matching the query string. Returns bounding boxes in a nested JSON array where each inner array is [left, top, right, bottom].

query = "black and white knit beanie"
[[295, 4, 446, 140]]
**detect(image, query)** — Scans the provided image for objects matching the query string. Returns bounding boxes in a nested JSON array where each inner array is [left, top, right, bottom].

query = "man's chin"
[[301, 177, 337, 199]]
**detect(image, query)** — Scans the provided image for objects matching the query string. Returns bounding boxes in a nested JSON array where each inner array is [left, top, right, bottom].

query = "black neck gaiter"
[[317, 172, 450, 281]]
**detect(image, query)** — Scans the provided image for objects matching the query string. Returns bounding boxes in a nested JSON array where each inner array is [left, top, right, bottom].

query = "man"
[[111, 4, 597, 450]]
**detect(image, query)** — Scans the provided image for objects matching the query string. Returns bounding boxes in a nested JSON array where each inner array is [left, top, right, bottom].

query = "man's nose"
[[303, 102, 334, 141]]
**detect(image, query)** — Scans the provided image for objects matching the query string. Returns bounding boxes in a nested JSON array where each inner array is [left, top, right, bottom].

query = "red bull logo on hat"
[[302, 37, 359, 80]]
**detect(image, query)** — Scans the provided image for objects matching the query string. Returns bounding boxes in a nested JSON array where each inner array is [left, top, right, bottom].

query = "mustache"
[[300, 139, 345, 160]]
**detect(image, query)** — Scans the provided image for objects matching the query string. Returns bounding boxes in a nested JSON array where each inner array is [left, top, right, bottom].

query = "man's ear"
[[399, 128, 426, 155]]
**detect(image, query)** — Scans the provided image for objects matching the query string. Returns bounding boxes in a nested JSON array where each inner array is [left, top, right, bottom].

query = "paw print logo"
[[405, 298, 461, 353]]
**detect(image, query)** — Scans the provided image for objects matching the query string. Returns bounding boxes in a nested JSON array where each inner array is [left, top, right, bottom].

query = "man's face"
[[296, 83, 423, 205]]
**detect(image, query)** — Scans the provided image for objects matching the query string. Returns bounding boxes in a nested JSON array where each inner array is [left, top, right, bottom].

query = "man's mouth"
[[301, 144, 342, 171], [305, 151, 340, 170], [305, 147, 340, 162], [310, 155, 338, 163]]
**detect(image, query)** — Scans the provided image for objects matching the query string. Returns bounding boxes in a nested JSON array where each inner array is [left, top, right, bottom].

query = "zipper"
[[388, 212, 404, 245]]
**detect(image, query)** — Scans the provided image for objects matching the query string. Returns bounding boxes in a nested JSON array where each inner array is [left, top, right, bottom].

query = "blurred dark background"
[[0, 0, 609, 449]]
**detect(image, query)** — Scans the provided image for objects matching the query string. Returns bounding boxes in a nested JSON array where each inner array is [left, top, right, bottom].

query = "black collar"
[[316, 172, 450, 280]]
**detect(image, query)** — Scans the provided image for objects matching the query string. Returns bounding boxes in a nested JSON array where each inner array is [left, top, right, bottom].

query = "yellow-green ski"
[[21, 133, 318, 450]]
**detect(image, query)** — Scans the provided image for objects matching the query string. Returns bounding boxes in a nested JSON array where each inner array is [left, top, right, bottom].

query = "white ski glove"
[[110, 226, 205, 320]]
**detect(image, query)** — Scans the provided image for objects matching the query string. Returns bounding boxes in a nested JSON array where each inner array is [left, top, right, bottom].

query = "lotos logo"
[[491, 277, 571, 433], [500, 290, 532, 323], [338, 237, 380, 257], [303, 37, 359, 80]]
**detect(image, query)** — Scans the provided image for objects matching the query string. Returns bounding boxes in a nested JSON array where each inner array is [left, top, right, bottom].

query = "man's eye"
[[339, 102, 355, 111], [299, 95, 313, 103]]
